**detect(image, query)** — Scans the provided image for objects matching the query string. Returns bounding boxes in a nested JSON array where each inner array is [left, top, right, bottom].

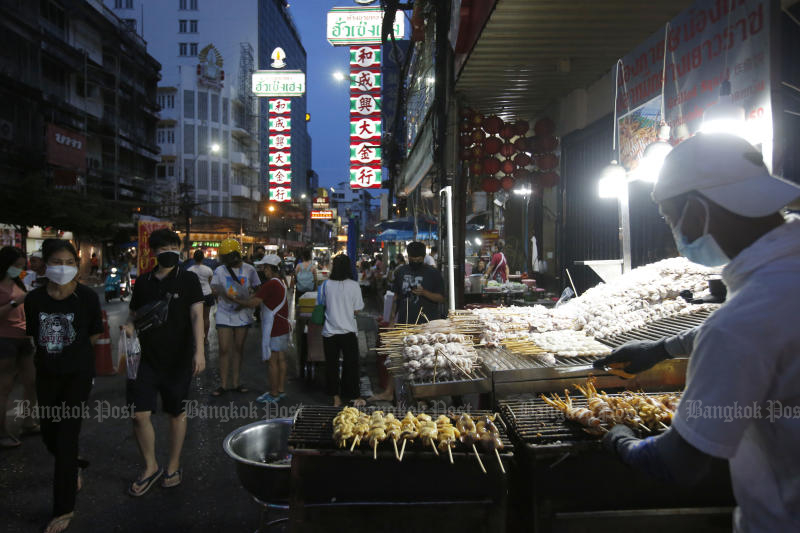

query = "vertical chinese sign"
[[327, 6, 404, 190], [268, 98, 292, 202], [138, 220, 173, 274]]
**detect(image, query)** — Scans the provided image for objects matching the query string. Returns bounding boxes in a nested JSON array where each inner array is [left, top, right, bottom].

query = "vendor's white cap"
[[30, 250, 43, 258], [255, 254, 281, 266], [652, 133, 800, 217]]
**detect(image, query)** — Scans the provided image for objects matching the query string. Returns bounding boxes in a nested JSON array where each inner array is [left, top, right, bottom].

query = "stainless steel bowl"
[[223, 418, 293, 503]]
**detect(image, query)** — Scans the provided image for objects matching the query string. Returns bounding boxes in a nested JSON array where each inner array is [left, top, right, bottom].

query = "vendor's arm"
[[411, 286, 445, 303], [663, 325, 700, 357], [592, 324, 701, 373], [603, 425, 715, 486], [235, 293, 264, 308]]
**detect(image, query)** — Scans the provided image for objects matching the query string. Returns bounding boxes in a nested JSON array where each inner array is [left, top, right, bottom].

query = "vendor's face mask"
[[670, 196, 730, 267], [157, 250, 180, 268], [6, 266, 23, 279]]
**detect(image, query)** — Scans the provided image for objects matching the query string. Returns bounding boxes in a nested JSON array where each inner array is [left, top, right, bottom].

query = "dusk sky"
[[290, 0, 359, 189]]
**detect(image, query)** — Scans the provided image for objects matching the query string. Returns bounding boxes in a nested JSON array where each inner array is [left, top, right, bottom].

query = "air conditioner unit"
[[0, 119, 12, 141]]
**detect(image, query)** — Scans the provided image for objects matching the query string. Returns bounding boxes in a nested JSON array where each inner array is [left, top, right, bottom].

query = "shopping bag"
[[310, 281, 327, 326], [118, 330, 142, 380]]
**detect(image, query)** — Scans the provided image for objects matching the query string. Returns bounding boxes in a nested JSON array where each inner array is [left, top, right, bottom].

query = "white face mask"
[[6, 266, 23, 279], [46, 265, 78, 286], [670, 196, 730, 267]]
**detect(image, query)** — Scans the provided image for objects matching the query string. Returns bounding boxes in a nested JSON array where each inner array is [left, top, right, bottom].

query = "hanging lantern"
[[534, 117, 555, 136], [500, 159, 516, 175], [499, 142, 515, 158], [514, 152, 532, 168], [470, 161, 483, 175], [482, 156, 501, 175], [535, 153, 559, 170], [471, 113, 484, 126], [482, 115, 503, 135], [459, 134, 472, 147], [500, 176, 515, 191], [459, 148, 472, 161], [513, 167, 533, 181], [471, 145, 484, 160], [540, 135, 559, 152], [471, 129, 486, 143], [483, 136, 502, 155], [499, 124, 516, 140], [538, 171, 560, 188], [481, 176, 501, 193], [513, 137, 528, 152], [513, 120, 530, 136]]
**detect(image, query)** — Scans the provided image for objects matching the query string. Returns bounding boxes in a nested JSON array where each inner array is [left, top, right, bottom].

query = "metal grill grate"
[[289, 406, 513, 454], [597, 308, 716, 349]]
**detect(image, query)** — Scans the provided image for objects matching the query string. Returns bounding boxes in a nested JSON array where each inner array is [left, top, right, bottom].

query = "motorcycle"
[[104, 268, 122, 302], [119, 275, 129, 301]]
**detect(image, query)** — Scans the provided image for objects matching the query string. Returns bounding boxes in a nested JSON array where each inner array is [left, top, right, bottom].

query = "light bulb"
[[598, 160, 627, 199]]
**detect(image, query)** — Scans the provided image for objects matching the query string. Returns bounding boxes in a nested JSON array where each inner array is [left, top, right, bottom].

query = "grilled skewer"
[[398, 411, 420, 461], [456, 413, 486, 473]]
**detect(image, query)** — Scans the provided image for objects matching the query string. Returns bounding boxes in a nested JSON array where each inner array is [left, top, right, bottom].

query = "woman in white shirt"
[[186, 250, 214, 341], [320, 254, 365, 407]]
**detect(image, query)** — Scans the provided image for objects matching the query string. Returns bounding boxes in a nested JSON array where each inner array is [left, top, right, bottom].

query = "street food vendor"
[[485, 242, 509, 283], [599, 133, 800, 532], [390, 241, 445, 324]]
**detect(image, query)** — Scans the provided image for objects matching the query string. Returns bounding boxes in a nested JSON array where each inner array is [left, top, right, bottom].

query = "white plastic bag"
[[118, 330, 142, 380]]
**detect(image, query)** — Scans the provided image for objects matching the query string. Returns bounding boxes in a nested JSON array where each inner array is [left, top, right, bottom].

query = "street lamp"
[[210, 143, 220, 154], [332, 71, 345, 82]]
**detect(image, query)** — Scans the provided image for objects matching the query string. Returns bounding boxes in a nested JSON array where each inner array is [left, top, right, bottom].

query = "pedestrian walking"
[[235, 255, 290, 404], [210, 239, 260, 396], [123, 229, 205, 497], [0, 246, 39, 448], [24, 239, 103, 533], [320, 254, 365, 408], [186, 250, 214, 341], [293, 248, 318, 302]]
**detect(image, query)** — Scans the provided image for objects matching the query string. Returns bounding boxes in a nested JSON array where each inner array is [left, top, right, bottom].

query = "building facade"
[[0, 0, 161, 208]]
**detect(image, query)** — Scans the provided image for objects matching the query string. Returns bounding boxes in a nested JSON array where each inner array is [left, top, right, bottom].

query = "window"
[[189, 43, 198, 56], [179, 43, 187, 56], [183, 161, 193, 183], [157, 165, 166, 178], [183, 90, 194, 118], [40, 0, 66, 31], [190, 20, 197, 33], [222, 97, 229, 125], [157, 127, 175, 144], [210, 94, 219, 122], [197, 91, 208, 120], [190, 0, 197, 9], [126, 0, 133, 7], [167, 164, 175, 177], [115, 0, 122, 7], [198, 160, 209, 189], [183, 124, 194, 153], [157, 93, 175, 109], [211, 162, 220, 191], [179, 0, 186, 9], [198, 125, 208, 154], [179, 20, 187, 33], [222, 164, 229, 192]]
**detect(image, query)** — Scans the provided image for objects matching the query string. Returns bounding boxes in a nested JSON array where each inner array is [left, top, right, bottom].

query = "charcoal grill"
[[286, 406, 513, 533], [498, 395, 735, 532], [597, 308, 716, 349]]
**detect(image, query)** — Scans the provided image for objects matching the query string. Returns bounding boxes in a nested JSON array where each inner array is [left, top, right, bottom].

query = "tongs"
[[554, 361, 636, 379]]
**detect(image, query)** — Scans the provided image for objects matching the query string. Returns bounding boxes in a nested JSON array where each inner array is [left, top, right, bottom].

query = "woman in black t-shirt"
[[24, 240, 103, 533]]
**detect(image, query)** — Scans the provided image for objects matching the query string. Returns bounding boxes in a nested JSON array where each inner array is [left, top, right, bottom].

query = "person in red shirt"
[[485, 242, 509, 283], [236, 255, 290, 404]]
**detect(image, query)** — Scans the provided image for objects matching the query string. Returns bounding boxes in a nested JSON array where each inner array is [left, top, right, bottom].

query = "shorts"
[[126, 359, 192, 416], [270, 334, 289, 352], [203, 294, 216, 307], [0, 337, 34, 360], [216, 324, 251, 329]]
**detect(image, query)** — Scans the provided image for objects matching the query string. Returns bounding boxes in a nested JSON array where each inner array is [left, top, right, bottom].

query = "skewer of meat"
[[435, 415, 460, 464], [476, 415, 505, 473], [456, 413, 486, 474], [368, 411, 387, 460], [350, 411, 370, 452], [384, 413, 402, 460], [332, 407, 359, 448], [417, 413, 439, 455], [398, 411, 419, 461]]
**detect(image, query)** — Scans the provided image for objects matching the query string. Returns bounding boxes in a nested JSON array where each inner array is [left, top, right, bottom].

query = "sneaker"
[[276, 393, 286, 401], [256, 392, 277, 404]]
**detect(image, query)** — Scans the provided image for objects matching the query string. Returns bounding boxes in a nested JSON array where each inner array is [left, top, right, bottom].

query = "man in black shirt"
[[391, 241, 445, 324], [123, 229, 205, 496]]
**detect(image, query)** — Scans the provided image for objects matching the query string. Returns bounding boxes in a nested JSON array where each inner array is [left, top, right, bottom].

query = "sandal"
[[233, 385, 249, 393], [162, 468, 182, 488], [44, 512, 74, 533], [0, 435, 21, 448], [211, 386, 227, 397], [128, 467, 163, 497]]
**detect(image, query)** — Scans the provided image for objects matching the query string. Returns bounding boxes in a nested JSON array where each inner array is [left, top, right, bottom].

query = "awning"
[[455, 0, 694, 119]]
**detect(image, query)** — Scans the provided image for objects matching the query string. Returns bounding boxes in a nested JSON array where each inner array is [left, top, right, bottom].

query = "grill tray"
[[597, 307, 716, 349]]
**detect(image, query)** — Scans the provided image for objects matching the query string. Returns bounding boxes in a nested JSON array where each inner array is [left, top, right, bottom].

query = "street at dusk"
[[2, 1, 800, 532]]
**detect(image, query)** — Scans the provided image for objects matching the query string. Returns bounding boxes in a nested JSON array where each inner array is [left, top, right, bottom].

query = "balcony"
[[230, 151, 249, 168], [230, 124, 254, 141], [159, 144, 177, 158], [231, 183, 251, 199]]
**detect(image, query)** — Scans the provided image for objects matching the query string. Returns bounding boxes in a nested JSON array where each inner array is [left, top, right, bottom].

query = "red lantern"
[[459, 134, 472, 147], [482, 157, 501, 175], [483, 137, 502, 155], [513, 137, 528, 152], [499, 142, 515, 158], [538, 171, 560, 188], [534, 117, 555, 136], [513, 120, 530, 136], [471, 145, 484, 160], [470, 161, 483, 175], [459, 148, 472, 161], [482, 115, 503, 135], [514, 152, 532, 168], [535, 153, 558, 170], [513, 168, 533, 181], [471, 129, 486, 143], [481, 176, 501, 193], [540, 135, 559, 152], [471, 113, 484, 126], [499, 124, 516, 140], [500, 159, 516, 175], [500, 176, 515, 191]]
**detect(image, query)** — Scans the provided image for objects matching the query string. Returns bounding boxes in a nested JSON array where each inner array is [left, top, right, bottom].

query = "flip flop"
[[233, 385, 249, 393], [128, 467, 163, 497], [211, 386, 227, 397], [161, 468, 182, 488], [0, 435, 21, 448]]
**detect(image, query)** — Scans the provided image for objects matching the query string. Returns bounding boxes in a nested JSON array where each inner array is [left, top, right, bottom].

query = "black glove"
[[593, 339, 670, 374], [602, 424, 636, 455]]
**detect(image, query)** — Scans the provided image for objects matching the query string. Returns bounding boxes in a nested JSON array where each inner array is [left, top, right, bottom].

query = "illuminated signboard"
[[252, 70, 306, 97], [311, 210, 334, 220]]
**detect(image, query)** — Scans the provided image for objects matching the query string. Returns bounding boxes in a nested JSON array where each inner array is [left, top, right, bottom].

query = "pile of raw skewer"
[[332, 407, 506, 474]]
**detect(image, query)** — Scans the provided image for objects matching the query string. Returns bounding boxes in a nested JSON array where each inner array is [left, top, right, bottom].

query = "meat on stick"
[[398, 411, 419, 461], [384, 413, 402, 460], [435, 415, 460, 464], [368, 411, 387, 460], [476, 415, 505, 474], [350, 411, 370, 452], [417, 413, 439, 456], [456, 413, 486, 474]]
